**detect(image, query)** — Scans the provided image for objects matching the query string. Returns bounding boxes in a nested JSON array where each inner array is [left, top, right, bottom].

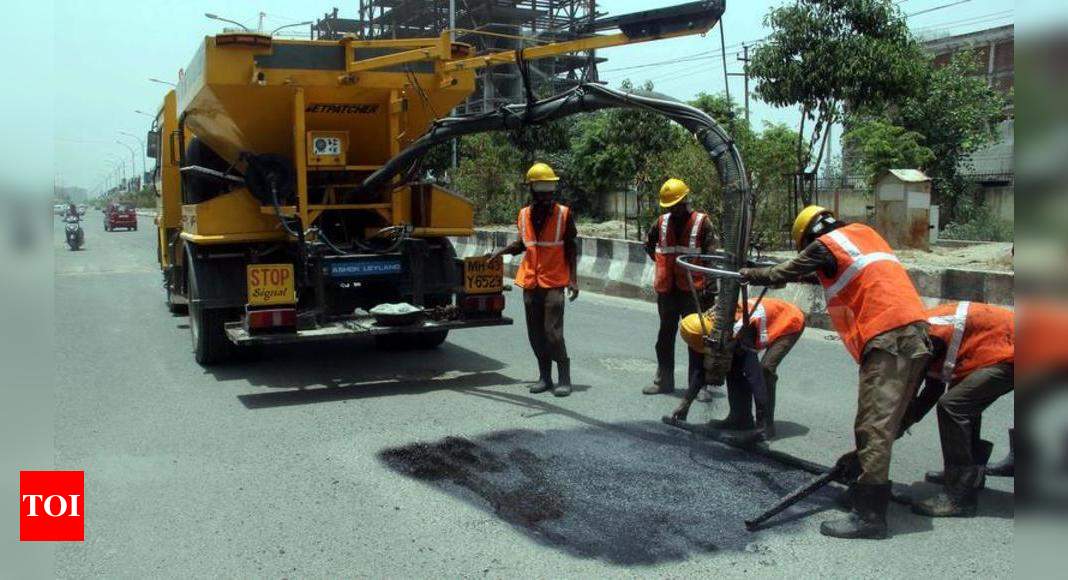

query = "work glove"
[[832, 451, 862, 483], [739, 267, 784, 289]]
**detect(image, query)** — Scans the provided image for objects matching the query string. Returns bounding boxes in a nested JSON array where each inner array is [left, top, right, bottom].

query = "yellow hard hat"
[[526, 162, 560, 183], [659, 178, 691, 208], [791, 205, 833, 251], [680, 313, 714, 353]]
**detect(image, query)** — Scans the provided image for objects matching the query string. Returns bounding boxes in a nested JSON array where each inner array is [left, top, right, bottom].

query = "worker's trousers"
[[523, 287, 568, 363], [655, 290, 699, 375], [760, 329, 804, 392], [855, 325, 932, 484], [937, 363, 1014, 467]]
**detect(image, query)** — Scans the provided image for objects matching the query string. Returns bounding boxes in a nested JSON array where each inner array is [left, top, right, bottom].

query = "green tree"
[[897, 51, 1007, 214], [749, 0, 925, 177], [688, 92, 750, 142], [842, 119, 935, 183], [566, 80, 677, 218], [452, 132, 524, 224], [745, 123, 804, 249]]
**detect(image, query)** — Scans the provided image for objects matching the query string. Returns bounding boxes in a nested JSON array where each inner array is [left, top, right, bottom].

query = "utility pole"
[[738, 44, 750, 126], [725, 43, 750, 127]]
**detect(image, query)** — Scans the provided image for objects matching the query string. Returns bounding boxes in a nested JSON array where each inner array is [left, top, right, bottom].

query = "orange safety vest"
[[926, 301, 1014, 383], [816, 223, 926, 362], [514, 203, 571, 289], [733, 297, 806, 350], [654, 211, 708, 293]]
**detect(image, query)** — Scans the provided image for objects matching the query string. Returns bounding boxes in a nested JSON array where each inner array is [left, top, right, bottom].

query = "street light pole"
[[116, 141, 138, 191], [205, 13, 250, 31], [108, 156, 127, 192], [270, 21, 314, 36], [119, 132, 147, 185]]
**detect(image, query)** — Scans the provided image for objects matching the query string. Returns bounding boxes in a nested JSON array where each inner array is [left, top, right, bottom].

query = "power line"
[[913, 10, 1014, 33], [906, 0, 975, 18]]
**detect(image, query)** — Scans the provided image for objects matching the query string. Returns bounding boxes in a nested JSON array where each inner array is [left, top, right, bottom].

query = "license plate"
[[247, 264, 296, 306], [328, 259, 402, 278], [463, 257, 503, 295]]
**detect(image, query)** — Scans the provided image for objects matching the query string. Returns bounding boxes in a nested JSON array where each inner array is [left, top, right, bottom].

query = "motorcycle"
[[64, 216, 84, 251]]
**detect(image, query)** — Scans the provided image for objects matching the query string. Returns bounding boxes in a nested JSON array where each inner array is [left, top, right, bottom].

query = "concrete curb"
[[452, 230, 1014, 330]]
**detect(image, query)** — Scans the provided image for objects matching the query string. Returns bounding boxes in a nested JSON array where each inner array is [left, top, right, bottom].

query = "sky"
[[47, 0, 1016, 194]]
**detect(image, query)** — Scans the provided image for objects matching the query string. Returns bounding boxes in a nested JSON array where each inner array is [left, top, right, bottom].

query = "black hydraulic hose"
[[358, 83, 748, 199], [356, 82, 753, 355]]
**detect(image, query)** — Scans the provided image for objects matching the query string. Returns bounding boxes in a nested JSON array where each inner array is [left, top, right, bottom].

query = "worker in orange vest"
[[906, 301, 1014, 517], [642, 178, 717, 396], [671, 297, 805, 441], [740, 205, 932, 540], [728, 297, 806, 439], [487, 162, 579, 397]]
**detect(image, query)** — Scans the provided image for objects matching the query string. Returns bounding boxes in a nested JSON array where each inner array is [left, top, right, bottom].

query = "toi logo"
[[20, 471, 84, 542]]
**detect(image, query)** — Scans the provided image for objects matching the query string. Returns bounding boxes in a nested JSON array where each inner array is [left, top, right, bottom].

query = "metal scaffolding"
[[316, 1, 603, 114]]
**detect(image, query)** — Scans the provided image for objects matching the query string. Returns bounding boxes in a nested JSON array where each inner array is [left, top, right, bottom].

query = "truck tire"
[[188, 254, 232, 365]]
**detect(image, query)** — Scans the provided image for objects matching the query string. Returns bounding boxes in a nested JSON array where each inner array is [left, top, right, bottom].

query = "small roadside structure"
[[874, 169, 933, 251]]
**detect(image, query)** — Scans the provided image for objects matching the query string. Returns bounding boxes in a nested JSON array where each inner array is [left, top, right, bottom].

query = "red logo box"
[[20, 471, 84, 542]]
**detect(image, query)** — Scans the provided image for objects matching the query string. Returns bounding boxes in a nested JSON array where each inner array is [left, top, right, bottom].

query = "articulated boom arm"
[[345, 1, 725, 75], [356, 81, 754, 368]]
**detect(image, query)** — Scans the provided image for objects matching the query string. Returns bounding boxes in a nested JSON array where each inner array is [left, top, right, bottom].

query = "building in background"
[[922, 24, 1014, 222], [836, 24, 1014, 226], [313, 1, 602, 115]]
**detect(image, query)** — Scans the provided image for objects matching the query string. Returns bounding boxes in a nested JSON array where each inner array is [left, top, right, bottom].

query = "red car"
[[104, 202, 137, 231]]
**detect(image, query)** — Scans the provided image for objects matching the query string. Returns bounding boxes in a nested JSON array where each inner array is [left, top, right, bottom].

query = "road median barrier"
[[452, 230, 1013, 330]]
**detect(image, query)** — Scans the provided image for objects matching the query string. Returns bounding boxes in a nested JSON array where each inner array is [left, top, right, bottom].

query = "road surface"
[[54, 215, 1013, 577]]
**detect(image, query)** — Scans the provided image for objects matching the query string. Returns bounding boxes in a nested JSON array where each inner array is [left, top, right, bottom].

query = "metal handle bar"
[[675, 254, 744, 279]]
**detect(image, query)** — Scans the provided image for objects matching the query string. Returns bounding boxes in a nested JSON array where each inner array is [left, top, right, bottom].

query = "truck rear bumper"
[[224, 315, 512, 346]]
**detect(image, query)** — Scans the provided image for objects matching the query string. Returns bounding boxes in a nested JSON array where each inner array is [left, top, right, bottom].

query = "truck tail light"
[[462, 294, 505, 314], [245, 307, 297, 332]]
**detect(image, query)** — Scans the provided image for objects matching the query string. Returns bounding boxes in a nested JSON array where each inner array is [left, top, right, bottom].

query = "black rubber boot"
[[553, 359, 572, 397], [529, 358, 554, 394], [912, 466, 981, 517], [926, 440, 992, 489], [820, 483, 891, 540], [643, 366, 675, 395], [755, 373, 777, 440], [706, 377, 755, 430], [986, 428, 1015, 477]]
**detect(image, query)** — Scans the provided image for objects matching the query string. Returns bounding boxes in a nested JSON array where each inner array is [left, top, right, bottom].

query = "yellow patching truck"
[[148, 1, 745, 365]]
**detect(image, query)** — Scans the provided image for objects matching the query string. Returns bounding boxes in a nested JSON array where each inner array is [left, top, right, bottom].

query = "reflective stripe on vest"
[[822, 229, 901, 302], [733, 302, 769, 347], [520, 205, 567, 248], [816, 223, 926, 362], [928, 301, 971, 383], [515, 204, 571, 289], [655, 212, 705, 254]]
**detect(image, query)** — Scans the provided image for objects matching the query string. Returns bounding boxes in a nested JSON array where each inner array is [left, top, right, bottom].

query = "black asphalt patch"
[[380, 421, 836, 565]]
